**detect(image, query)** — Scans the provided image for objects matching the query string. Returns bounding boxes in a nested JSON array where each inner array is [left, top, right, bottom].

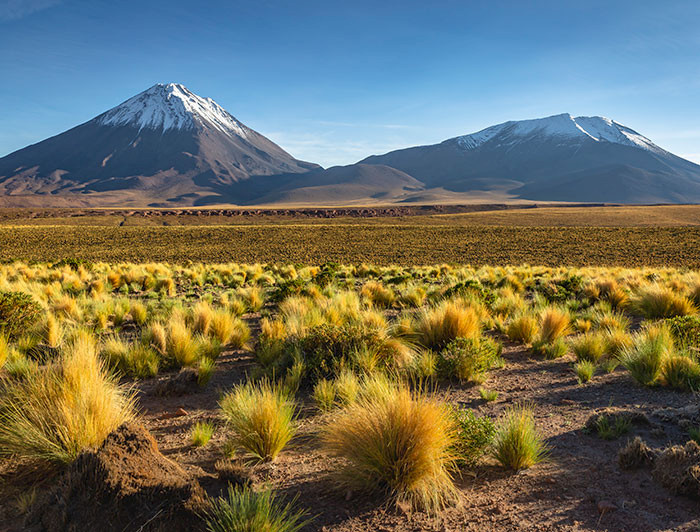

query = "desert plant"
[[620, 325, 674, 386], [591, 414, 632, 440], [334, 370, 360, 406], [361, 281, 396, 308], [571, 332, 607, 363], [191, 421, 215, 447], [437, 336, 502, 383], [211, 310, 250, 347], [312, 378, 336, 412], [506, 314, 539, 344], [542, 338, 568, 359], [479, 387, 499, 402], [220, 381, 296, 462], [0, 291, 41, 341], [412, 300, 481, 350], [204, 485, 309, 532], [322, 384, 458, 511], [537, 307, 571, 345], [492, 405, 548, 471], [198, 357, 216, 387], [660, 354, 700, 391], [633, 285, 696, 318], [574, 360, 595, 384], [0, 331, 135, 463], [166, 316, 200, 367], [451, 408, 496, 466]]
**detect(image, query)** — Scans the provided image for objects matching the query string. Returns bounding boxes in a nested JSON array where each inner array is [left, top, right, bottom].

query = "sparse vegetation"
[[492, 405, 548, 471]]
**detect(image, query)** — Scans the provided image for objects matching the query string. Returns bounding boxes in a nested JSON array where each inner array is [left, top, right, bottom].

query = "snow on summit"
[[96, 83, 249, 137], [456, 113, 664, 154]]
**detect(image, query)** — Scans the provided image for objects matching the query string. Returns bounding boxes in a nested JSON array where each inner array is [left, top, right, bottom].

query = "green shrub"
[[437, 336, 502, 383], [451, 408, 495, 467], [492, 405, 548, 471], [204, 485, 309, 532], [0, 292, 41, 341]]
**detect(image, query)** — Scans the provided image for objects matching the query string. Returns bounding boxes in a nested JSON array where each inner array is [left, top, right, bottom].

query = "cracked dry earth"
[[131, 336, 699, 532]]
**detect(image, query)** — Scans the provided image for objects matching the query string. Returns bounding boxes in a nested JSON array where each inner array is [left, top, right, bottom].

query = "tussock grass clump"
[[574, 360, 595, 384], [361, 281, 396, 308], [537, 307, 571, 345], [166, 316, 200, 367], [211, 310, 250, 348], [660, 354, 700, 391], [620, 325, 674, 386], [0, 331, 135, 463], [198, 357, 216, 387], [633, 285, 696, 318], [413, 300, 481, 350], [479, 387, 499, 402], [204, 485, 310, 532], [190, 421, 215, 447], [571, 332, 607, 363], [312, 378, 336, 412], [323, 383, 458, 511], [220, 381, 296, 462], [492, 405, 548, 471], [506, 314, 539, 344]]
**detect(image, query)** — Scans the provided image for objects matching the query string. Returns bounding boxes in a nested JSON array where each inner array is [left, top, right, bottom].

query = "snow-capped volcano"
[[96, 83, 249, 137], [359, 113, 700, 203], [0, 83, 318, 206], [455, 113, 663, 154]]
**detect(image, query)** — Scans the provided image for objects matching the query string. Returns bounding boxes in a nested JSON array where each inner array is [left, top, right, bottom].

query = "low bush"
[[620, 325, 674, 386], [412, 300, 481, 350], [451, 408, 495, 466], [571, 332, 607, 363], [574, 360, 595, 383], [506, 315, 539, 344], [437, 336, 502, 383], [660, 354, 700, 391], [0, 291, 41, 341]]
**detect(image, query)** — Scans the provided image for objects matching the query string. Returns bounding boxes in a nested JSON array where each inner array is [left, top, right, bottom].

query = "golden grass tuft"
[[220, 380, 296, 462], [633, 285, 697, 318], [0, 330, 135, 463], [537, 307, 571, 344], [506, 314, 539, 344], [492, 405, 548, 470], [322, 383, 458, 512], [412, 300, 481, 350]]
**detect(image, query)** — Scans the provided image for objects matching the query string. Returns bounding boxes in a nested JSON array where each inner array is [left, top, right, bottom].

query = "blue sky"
[[1, 0, 699, 167]]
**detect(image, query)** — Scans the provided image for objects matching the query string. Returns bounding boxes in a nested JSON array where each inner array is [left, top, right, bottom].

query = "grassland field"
[[2, 204, 700, 266]]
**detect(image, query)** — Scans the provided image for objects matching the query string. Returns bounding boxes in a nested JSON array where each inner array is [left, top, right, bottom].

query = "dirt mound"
[[26, 423, 208, 532], [652, 440, 700, 499]]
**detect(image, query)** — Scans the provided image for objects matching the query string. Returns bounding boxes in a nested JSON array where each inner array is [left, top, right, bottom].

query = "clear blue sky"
[[1, 0, 699, 167]]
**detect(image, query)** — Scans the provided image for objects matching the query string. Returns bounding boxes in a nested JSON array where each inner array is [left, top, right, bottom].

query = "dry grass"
[[220, 381, 296, 462], [322, 382, 458, 512], [412, 300, 481, 350], [0, 330, 135, 463]]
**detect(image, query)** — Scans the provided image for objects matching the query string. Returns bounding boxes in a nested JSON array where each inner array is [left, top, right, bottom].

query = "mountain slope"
[[0, 83, 318, 207], [359, 113, 700, 203]]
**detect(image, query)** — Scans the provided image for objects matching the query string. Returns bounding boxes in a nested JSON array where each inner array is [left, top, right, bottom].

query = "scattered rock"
[[26, 423, 207, 531], [158, 407, 189, 420]]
